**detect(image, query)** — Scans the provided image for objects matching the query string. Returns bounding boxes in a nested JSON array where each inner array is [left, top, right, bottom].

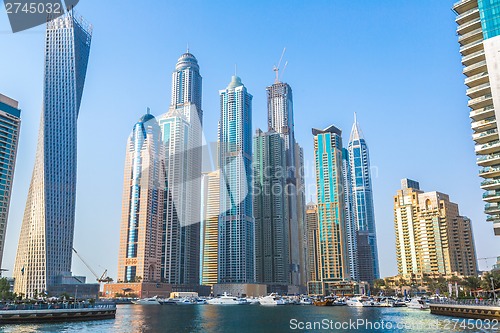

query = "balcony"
[[469, 94, 493, 109], [471, 116, 496, 131], [466, 82, 491, 98], [456, 8, 480, 25], [462, 49, 485, 66], [459, 27, 484, 46], [477, 152, 500, 166], [463, 60, 487, 76], [465, 72, 489, 88], [470, 105, 495, 121], [485, 203, 500, 214], [479, 166, 500, 178], [483, 190, 500, 202], [481, 178, 500, 190], [457, 17, 482, 35], [476, 140, 500, 154], [473, 129, 498, 144], [453, 0, 478, 15], [486, 214, 500, 222], [460, 39, 483, 56]]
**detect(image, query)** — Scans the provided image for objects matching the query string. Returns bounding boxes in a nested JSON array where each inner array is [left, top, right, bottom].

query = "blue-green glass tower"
[[218, 76, 254, 283], [348, 116, 379, 283], [0, 94, 21, 271]]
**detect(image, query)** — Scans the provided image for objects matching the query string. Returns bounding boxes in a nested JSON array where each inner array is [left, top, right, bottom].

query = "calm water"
[[1, 304, 498, 333]]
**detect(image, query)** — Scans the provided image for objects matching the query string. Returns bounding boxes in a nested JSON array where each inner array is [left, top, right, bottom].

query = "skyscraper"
[[295, 143, 307, 286], [312, 125, 349, 293], [218, 75, 254, 284], [342, 148, 359, 282], [13, 13, 92, 298], [305, 202, 320, 284], [117, 113, 164, 283], [266, 80, 302, 286], [453, 0, 500, 236], [200, 170, 220, 287], [348, 116, 379, 283], [253, 129, 289, 284], [394, 179, 478, 277], [0, 94, 21, 270], [158, 51, 203, 285]]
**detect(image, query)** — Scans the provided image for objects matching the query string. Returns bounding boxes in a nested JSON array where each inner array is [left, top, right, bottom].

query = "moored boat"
[[131, 296, 161, 305], [206, 293, 249, 305]]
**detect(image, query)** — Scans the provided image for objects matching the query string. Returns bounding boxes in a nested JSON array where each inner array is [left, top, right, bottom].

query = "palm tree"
[[463, 276, 481, 297]]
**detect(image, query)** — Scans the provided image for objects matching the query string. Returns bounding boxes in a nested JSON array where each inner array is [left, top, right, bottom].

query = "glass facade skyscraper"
[[218, 76, 254, 284], [0, 94, 21, 271], [158, 51, 203, 285], [342, 148, 359, 282], [13, 13, 92, 297], [312, 126, 349, 289], [117, 113, 164, 283], [453, 0, 500, 236], [348, 117, 379, 283], [253, 129, 289, 284]]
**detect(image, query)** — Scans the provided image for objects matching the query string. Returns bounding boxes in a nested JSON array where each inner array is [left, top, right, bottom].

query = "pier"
[[430, 300, 500, 320]]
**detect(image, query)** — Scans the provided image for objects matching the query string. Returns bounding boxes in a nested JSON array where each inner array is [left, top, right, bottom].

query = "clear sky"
[[0, 0, 498, 282]]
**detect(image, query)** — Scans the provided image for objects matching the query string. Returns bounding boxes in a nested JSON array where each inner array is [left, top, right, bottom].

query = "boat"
[[245, 297, 260, 305], [0, 302, 116, 324], [374, 297, 393, 307], [313, 299, 334, 306], [346, 296, 376, 307], [299, 298, 313, 305], [158, 298, 178, 305], [131, 296, 161, 305], [258, 294, 286, 306], [392, 299, 407, 307], [176, 298, 195, 305], [206, 293, 249, 305], [407, 298, 430, 310]]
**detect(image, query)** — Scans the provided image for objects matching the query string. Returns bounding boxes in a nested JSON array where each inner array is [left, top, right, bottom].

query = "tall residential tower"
[[13, 13, 92, 297], [0, 94, 21, 270], [218, 76, 254, 284], [453, 0, 500, 236], [347, 116, 379, 283]]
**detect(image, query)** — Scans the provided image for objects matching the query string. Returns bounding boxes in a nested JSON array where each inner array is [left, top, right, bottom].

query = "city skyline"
[[1, 1, 498, 283]]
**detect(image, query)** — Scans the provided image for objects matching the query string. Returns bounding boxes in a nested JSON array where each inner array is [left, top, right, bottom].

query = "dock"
[[430, 302, 500, 320]]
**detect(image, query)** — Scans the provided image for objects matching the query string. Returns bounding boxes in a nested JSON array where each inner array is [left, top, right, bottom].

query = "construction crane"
[[72, 248, 112, 283], [273, 47, 287, 83], [477, 257, 498, 271]]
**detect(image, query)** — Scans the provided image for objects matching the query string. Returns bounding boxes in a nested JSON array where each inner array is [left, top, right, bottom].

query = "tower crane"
[[72, 248, 112, 284]]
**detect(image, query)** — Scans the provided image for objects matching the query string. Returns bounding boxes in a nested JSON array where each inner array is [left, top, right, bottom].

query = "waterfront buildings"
[[218, 75, 254, 284], [305, 202, 320, 283], [394, 179, 478, 277], [453, 0, 500, 236], [266, 80, 304, 286], [342, 148, 359, 282], [158, 51, 203, 285], [13, 13, 92, 298], [253, 129, 289, 285], [347, 116, 379, 283], [200, 170, 220, 287], [312, 125, 349, 294], [117, 113, 164, 283], [0, 94, 21, 271]]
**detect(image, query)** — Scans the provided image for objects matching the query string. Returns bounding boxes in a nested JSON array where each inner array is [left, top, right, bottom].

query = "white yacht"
[[407, 298, 430, 310], [258, 293, 286, 306], [346, 296, 376, 307], [131, 296, 161, 305], [207, 293, 249, 305]]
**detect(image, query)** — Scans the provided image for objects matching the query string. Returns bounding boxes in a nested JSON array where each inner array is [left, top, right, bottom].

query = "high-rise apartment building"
[[305, 202, 320, 283], [158, 51, 203, 285], [347, 116, 379, 283], [13, 13, 92, 298], [453, 0, 500, 236], [394, 179, 478, 277], [253, 129, 289, 284], [200, 170, 220, 286], [218, 76, 254, 284], [266, 80, 303, 286], [295, 142, 307, 286], [0, 94, 21, 270], [312, 126, 349, 291], [117, 113, 164, 283], [342, 148, 359, 282]]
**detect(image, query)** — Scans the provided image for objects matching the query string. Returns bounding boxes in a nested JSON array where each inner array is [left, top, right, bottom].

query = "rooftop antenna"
[[147, 107, 151, 115], [273, 47, 286, 83], [354, 112, 357, 124], [280, 60, 288, 82], [234, 63, 238, 76], [186, 42, 189, 53]]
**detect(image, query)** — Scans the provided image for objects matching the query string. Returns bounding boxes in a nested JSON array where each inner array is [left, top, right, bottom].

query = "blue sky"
[[0, 0, 498, 281]]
